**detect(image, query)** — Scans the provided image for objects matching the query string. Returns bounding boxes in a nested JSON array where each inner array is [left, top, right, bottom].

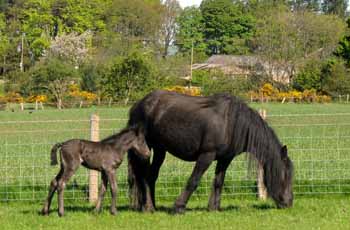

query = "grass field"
[[0, 103, 349, 229], [0, 196, 349, 229]]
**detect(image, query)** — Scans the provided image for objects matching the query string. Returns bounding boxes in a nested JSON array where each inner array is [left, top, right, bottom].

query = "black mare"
[[127, 90, 293, 214]]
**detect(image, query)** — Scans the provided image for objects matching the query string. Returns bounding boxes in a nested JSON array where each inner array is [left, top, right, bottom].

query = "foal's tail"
[[50, 143, 63, 165]]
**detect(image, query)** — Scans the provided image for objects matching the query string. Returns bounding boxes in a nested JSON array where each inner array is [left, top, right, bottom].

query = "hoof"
[[58, 212, 64, 217], [94, 208, 102, 214], [41, 209, 49, 216], [208, 206, 221, 212], [173, 206, 186, 215], [142, 206, 155, 213], [110, 209, 117, 215]]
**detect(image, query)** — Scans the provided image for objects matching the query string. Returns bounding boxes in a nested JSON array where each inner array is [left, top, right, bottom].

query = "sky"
[[178, 0, 202, 8]]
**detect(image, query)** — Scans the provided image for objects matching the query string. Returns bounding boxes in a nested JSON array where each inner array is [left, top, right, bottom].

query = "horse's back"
[[129, 90, 236, 160]]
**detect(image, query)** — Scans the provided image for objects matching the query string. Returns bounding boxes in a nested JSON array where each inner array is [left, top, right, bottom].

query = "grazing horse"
[[127, 90, 293, 213], [41, 126, 150, 217]]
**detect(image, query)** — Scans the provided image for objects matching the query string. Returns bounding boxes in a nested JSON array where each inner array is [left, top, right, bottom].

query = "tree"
[[289, 0, 320, 12], [28, 58, 80, 108], [51, 0, 109, 35], [49, 31, 92, 67], [293, 59, 323, 91], [0, 13, 10, 75], [19, 0, 54, 60], [106, 0, 163, 50], [322, 0, 348, 18], [334, 18, 350, 67], [102, 51, 156, 103], [254, 6, 345, 82], [176, 6, 207, 59], [321, 58, 350, 96], [200, 0, 255, 55], [160, 0, 182, 57]]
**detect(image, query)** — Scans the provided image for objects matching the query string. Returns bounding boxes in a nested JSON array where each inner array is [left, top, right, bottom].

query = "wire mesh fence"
[[0, 107, 349, 204]]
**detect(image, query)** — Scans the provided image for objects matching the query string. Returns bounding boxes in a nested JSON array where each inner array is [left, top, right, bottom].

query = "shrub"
[[321, 58, 350, 96], [102, 51, 158, 102], [293, 60, 322, 91], [192, 69, 253, 98], [26, 95, 48, 103], [164, 86, 201, 96]]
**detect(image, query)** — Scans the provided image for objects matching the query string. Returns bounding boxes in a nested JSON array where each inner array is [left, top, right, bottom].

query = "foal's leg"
[[106, 170, 117, 215], [174, 152, 215, 214], [208, 157, 234, 211], [148, 149, 166, 209], [57, 166, 78, 217], [41, 168, 63, 215], [95, 171, 108, 213]]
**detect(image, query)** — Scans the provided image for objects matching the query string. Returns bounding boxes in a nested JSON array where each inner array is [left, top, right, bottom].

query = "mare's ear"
[[281, 145, 288, 160]]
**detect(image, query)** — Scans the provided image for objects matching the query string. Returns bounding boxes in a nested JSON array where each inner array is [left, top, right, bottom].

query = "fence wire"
[[0, 111, 349, 204]]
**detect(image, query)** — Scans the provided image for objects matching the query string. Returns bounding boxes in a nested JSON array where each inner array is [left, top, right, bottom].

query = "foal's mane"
[[100, 126, 137, 145]]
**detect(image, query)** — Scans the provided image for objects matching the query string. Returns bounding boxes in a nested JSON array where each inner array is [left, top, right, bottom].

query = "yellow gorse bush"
[[165, 86, 201, 96], [5, 92, 24, 103], [250, 83, 331, 103], [26, 95, 48, 103], [69, 84, 97, 102]]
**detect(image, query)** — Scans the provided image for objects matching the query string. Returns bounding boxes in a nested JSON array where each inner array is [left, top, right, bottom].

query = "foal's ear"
[[281, 145, 288, 160]]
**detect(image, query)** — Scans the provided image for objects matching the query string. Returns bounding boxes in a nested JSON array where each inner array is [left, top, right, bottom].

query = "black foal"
[[41, 127, 150, 217]]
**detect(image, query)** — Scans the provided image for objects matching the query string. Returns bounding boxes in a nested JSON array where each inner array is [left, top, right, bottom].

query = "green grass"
[[0, 196, 349, 229]]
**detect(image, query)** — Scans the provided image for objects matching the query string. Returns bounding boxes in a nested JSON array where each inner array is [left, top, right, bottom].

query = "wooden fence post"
[[89, 114, 99, 204], [258, 109, 268, 201]]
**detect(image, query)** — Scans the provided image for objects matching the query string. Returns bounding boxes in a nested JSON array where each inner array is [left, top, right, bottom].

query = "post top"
[[90, 113, 100, 120]]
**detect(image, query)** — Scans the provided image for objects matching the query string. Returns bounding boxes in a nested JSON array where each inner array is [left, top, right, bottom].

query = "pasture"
[[0, 103, 349, 228]]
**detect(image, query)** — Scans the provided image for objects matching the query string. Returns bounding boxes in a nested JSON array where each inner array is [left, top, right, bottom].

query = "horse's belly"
[[149, 132, 201, 162]]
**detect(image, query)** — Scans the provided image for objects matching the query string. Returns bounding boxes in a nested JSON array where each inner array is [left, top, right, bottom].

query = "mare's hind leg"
[[174, 152, 215, 214], [41, 168, 63, 215], [95, 171, 108, 213], [148, 148, 165, 209], [57, 166, 79, 217], [106, 170, 117, 215], [208, 157, 234, 211]]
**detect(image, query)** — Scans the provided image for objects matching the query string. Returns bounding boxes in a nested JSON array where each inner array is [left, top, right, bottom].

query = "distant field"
[[0, 103, 349, 203]]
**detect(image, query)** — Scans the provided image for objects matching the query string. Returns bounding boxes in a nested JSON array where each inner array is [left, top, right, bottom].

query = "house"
[[192, 55, 292, 84]]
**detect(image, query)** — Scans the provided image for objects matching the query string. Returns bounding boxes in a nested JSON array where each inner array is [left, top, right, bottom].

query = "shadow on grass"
[[251, 203, 275, 210], [19, 202, 245, 216], [21, 205, 134, 216], [155, 204, 240, 215]]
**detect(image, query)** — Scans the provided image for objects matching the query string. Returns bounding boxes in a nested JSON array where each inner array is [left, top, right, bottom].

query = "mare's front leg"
[[95, 171, 108, 213], [174, 152, 215, 214], [106, 170, 117, 215], [148, 148, 166, 209], [208, 157, 234, 211]]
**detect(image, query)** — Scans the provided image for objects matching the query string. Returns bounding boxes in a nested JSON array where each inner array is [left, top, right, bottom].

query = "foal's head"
[[112, 128, 151, 159]]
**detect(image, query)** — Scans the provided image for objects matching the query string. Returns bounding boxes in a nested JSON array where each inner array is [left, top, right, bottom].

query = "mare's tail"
[[50, 143, 63, 165]]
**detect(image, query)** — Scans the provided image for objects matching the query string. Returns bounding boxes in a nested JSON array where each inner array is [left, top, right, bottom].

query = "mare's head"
[[266, 145, 294, 209]]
